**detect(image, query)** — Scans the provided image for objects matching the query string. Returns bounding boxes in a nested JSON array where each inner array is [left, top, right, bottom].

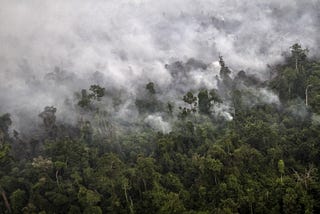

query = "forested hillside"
[[1, 44, 320, 213]]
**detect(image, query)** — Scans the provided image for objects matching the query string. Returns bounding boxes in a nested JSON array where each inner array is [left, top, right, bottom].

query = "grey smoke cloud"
[[145, 114, 171, 133], [0, 0, 319, 131]]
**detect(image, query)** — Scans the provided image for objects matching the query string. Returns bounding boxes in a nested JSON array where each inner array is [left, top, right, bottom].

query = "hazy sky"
[[0, 0, 319, 130]]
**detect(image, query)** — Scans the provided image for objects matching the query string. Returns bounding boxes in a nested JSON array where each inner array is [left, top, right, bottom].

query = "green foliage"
[[278, 159, 285, 174], [0, 144, 11, 166], [1, 44, 320, 213], [10, 189, 27, 214], [89, 84, 106, 101], [78, 89, 92, 108], [198, 90, 211, 115], [135, 82, 161, 113], [290, 43, 308, 70], [198, 89, 222, 115], [179, 91, 198, 118], [84, 206, 103, 214], [78, 186, 101, 207], [77, 84, 105, 108], [183, 91, 197, 106], [0, 113, 11, 135], [219, 55, 231, 77]]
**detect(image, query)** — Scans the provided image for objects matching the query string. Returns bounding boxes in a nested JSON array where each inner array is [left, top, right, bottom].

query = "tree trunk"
[[56, 169, 61, 190], [1, 191, 11, 213]]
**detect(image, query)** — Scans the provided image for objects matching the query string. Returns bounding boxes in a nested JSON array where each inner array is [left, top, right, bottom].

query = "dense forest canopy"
[[1, 0, 320, 213], [1, 43, 320, 213]]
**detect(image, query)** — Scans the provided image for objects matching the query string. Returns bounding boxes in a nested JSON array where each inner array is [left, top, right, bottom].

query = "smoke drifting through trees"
[[0, 0, 320, 132], [2, 2, 320, 213]]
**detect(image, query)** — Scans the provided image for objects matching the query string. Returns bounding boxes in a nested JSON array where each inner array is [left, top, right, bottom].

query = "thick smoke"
[[0, 0, 319, 132], [144, 115, 172, 134]]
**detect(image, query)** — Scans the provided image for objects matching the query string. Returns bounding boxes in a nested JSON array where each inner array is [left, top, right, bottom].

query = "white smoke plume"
[[0, 0, 319, 131], [144, 115, 171, 133]]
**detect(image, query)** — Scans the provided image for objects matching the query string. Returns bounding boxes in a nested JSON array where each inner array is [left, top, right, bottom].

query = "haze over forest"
[[1, 0, 319, 131], [1, 0, 320, 213]]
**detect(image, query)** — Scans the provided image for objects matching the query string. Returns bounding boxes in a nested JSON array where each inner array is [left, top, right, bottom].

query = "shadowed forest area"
[[1, 44, 320, 213]]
